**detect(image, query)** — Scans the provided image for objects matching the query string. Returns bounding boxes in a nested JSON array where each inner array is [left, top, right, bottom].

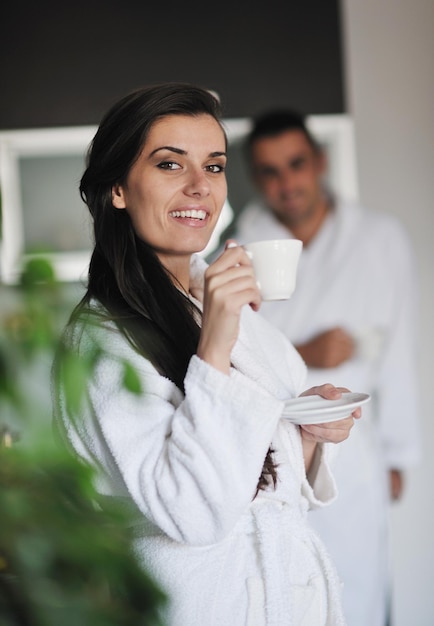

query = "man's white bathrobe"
[[235, 198, 421, 626], [53, 255, 347, 626]]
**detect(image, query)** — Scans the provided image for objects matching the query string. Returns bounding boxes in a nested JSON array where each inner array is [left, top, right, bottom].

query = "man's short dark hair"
[[245, 109, 321, 163]]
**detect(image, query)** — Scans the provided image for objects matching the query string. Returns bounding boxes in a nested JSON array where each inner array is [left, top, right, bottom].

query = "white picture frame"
[[0, 115, 358, 284]]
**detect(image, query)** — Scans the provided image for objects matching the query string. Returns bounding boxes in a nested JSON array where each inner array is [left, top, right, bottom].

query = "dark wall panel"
[[1, 0, 345, 129]]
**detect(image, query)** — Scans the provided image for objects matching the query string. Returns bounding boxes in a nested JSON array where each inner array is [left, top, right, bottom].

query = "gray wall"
[[341, 0, 434, 623]]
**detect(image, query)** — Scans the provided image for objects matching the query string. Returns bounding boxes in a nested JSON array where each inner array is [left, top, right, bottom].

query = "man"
[[232, 110, 421, 626]]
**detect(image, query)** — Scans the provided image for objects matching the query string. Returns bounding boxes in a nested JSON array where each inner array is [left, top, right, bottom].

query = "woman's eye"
[[206, 164, 225, 173], [158, 161, 181, 170]]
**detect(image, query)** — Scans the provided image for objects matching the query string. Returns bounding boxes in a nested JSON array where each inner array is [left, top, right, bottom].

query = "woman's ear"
[[112, 184, 126, 209]]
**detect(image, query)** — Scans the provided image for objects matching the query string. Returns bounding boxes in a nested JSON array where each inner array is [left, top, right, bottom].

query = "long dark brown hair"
[[74, 82, 276, 494]]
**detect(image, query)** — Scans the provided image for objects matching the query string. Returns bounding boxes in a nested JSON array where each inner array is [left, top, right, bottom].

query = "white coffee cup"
[[243, 238, 303, 301]]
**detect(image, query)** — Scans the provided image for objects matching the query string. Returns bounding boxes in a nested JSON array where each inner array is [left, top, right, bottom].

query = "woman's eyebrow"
[[149, 146, 186, 157], [149, 146, 226, 158]]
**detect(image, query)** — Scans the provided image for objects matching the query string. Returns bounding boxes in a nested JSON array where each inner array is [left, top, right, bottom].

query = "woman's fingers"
[[197, 241, 261, 372], [298, 384, 363, 442], [209, 240, 254, 273], [205, 242, 261, 311], [299, 384, 361, 419], [300, 416, 355, 444], [300, 383, 343, 400]]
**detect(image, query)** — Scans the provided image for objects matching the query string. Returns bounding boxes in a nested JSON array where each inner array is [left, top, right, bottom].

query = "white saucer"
[[282, 392, 370, 425]]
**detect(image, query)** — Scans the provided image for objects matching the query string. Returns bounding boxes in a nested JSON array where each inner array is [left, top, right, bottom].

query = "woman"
[[53, 83, 359, 625]]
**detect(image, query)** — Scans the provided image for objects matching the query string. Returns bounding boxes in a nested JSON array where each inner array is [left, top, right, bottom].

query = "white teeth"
[[192, 209, 207, 219], [169, 209, 207, 220]]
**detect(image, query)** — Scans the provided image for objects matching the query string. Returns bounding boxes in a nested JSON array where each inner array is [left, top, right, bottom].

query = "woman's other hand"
[[197, 240, 261, 374], [300, 383, 361, 443], [298, 384, 361, 471]]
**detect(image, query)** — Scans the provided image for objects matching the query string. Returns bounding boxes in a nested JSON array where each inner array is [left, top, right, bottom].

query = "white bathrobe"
[[235, 198, 421, 626], [53, 255, 346, 626]]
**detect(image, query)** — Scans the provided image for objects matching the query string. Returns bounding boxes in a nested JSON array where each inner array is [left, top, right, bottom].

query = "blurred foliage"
[[0, 258, 166, 625]]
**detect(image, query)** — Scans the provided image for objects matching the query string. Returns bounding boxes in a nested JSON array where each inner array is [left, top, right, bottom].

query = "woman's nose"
[[184, 167, 210, 197]]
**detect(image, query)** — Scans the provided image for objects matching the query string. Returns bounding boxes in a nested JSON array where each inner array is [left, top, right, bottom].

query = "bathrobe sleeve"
[[302, 443, 339, 508], [373, 217, 422, 468], [231, 305, 339, 509], [55, 317, 290, 547]]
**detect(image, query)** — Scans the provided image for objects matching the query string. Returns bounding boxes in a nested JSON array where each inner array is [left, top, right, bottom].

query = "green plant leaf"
[[1, 259, 166, 624], [122, 360, 143, 395]]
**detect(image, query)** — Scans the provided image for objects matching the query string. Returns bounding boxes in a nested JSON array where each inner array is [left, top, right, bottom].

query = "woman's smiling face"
[[111, 113, 227, 274]]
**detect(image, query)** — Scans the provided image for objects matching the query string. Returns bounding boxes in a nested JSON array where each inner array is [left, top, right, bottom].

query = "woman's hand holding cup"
[[196, 240, 261, 374]]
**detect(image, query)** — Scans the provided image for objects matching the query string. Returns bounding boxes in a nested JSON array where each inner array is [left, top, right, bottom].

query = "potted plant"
[[0, 259, 166, 625]]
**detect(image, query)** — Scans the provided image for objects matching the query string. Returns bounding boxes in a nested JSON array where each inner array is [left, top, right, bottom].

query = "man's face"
[[250, 129, 326, 228]]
